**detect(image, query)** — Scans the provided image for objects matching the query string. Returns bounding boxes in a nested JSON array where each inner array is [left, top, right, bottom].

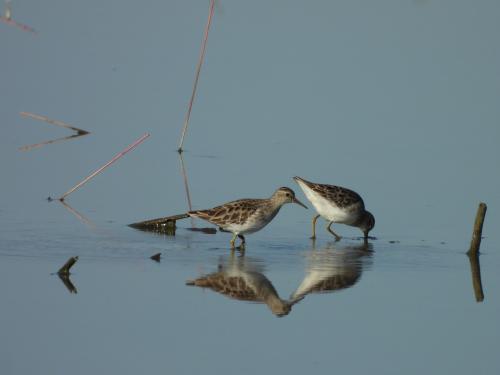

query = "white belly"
[[297, 180, 358, 224], [224, 208, 279, 235]]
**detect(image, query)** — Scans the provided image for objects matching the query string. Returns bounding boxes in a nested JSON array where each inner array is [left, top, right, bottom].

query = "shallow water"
[[1, 198, 499, 375], [1, 1, 500, 374]]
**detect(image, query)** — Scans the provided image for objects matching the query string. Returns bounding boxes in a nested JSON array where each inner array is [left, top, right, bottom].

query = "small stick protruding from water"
[[467, 202, 487, 256], [177, 0, 216, 152], [57, 256, 79, 275], [150, 253, 162, 262], [58, 133, 150, 201]]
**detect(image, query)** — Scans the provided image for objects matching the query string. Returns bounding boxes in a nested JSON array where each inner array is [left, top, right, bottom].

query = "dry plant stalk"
[[58, 133, 150, 201], [177, 0, 216, 152], [20, 112, 89, 134]]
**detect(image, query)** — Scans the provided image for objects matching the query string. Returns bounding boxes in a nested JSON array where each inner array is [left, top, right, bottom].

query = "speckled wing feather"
[[189, 199, 266, 227], [301, 179, 364, 209]]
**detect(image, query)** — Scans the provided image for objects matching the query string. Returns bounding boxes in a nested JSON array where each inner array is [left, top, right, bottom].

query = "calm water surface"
[[1, 194, 499, 375], [1, 1, 500, 374]]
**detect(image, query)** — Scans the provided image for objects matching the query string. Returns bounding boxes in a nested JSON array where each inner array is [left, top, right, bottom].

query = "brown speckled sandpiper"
[[293, 176, 374, 240], [187, 187, 307, 249]]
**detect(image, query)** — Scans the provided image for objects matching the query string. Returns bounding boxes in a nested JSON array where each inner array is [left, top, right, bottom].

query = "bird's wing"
[[189, 199, 264, 227], [304, 180, 364, 209]]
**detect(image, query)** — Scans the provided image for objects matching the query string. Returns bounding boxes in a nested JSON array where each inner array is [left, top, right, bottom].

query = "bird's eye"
[[286, 193, 290, 197]]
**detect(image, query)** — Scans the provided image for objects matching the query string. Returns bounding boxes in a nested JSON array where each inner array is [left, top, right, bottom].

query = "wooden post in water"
[[57, 256, 79, 275], [467, 202, 487, 256], [466, 202, 487, 302]]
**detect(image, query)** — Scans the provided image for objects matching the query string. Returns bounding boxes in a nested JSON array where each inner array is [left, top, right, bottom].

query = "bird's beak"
[[293, 197, 308, 209]]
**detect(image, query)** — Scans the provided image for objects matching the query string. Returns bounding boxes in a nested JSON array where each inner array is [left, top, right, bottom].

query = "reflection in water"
[[290, 241, 372, 303], [467, 252, 484, 302], [59, 200, 96, 228], [18, 133, 88, 151], [186, 242, 372, 317], [186, 254, 293, 317], [57, 273, 78, 294], [55, 256, 79, 294], [18, 112, 90, 151], [129, 152, 218, 235], [178, 151, 195, 227]]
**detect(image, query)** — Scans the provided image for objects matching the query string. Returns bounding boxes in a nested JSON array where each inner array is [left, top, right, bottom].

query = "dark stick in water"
[[467, 202, 487, 256], [57, 256, 79, 275], [465, 202, 487, 302]]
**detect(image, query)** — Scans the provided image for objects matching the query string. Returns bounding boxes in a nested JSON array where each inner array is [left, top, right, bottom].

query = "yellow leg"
[[230, 233, 237, 249], [327, 221, 342, 241], [310, 214, 320, 239]]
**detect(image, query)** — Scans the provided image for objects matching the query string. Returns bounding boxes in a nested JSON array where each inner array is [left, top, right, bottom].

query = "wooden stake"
[[58, 133, 149, 201], [57, 256, 79, 275], [150, 253, 162, 262], [467, 202, 487, 256], [177, 0, 215, 152]]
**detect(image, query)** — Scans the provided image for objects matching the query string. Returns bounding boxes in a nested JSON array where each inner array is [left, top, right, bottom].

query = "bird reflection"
[[290, 241, 372, 303], [186, 254, 292, 317]]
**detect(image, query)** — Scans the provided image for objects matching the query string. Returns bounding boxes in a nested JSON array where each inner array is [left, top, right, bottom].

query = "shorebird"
[[293, 176, 374, 240], [132, 187, 307, 249]]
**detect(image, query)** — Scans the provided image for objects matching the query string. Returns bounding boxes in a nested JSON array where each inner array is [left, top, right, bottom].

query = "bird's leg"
[[237, 235, 246, 251], [310, 214, 320, 239], [326, 221, 342, 241], [230, 233, 237, 249]]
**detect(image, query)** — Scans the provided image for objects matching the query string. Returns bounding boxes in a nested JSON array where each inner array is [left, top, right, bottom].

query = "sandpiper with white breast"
[[293, 176, 374, 241], [188, 187, 307, 249]]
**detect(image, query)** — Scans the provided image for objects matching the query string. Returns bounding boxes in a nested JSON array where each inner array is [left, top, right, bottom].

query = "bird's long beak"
[[293, 197, 308, 209]]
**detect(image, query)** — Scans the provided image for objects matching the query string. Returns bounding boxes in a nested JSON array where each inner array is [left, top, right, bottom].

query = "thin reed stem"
[[20, 112, 89, 134], [179, 152, 195, 227], [177, 0, 215, 152], [58, 133, 150, 201]]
